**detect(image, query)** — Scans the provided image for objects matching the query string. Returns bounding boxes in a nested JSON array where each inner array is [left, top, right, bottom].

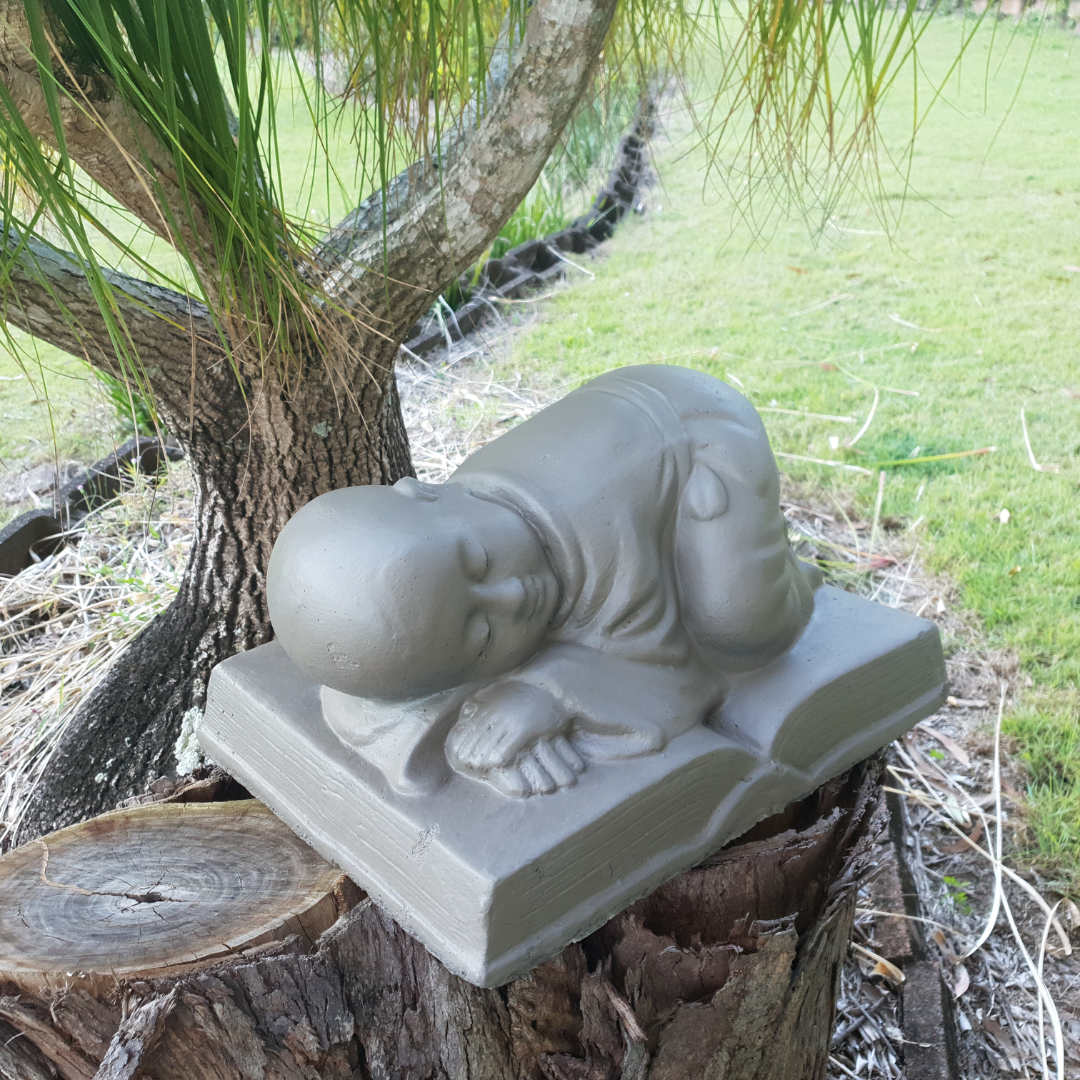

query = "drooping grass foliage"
[[490, 176, 569, 260], [95, 371, 158, 437], [0, 0, 957, 392]]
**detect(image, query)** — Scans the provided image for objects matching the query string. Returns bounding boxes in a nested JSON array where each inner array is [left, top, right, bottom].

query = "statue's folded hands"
[[447, 679, 584, 796], [444, 637, 698, 794]]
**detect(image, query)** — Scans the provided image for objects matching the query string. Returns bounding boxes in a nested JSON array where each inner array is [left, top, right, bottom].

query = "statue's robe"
[[452, 365, 816, 759]]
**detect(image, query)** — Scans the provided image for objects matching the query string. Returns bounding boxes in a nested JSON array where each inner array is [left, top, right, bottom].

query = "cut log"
[[0, 757, 886, 1080], [0, 800, 357, 997]]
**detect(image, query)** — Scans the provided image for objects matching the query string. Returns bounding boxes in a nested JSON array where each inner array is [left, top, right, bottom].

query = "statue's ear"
[[393, 476, 441, 502]]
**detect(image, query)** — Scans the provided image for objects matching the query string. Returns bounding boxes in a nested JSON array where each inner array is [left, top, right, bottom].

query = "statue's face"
[[268, 480, 561, 699], [402, 485, 561, 690]]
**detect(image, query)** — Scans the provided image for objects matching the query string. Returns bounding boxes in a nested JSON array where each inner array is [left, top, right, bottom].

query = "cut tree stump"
[[0, 801, 356, 997], [0, 757, 887, 1080]]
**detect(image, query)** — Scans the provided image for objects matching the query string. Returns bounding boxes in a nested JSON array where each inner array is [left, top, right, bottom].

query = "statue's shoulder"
[[581, 365, 762, 431], [582, 365, 747, 406], [458, 369, 668, 474], [580, 363, 717, 396]]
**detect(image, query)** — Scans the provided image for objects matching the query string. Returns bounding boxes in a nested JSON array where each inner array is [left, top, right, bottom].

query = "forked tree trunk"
[[0, 757, 886, 1080]]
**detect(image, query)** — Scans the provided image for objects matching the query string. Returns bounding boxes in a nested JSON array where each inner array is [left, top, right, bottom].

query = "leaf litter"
[[788, 493, 1079, 1078], [0, 463, 191, 848]]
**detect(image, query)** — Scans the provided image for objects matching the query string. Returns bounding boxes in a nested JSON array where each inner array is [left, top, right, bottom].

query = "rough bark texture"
[[0, 758, 887, 1080], [3, 0, 621, 839], [331, 0, 623, 336], [14, 314, 413, 839], [0, 1, 220, 271]]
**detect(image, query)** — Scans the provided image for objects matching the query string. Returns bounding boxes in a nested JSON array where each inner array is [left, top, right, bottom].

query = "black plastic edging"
[[0, 436, 183, 578], [402, 102, 655, 358], [885, 786, 961, 1080]]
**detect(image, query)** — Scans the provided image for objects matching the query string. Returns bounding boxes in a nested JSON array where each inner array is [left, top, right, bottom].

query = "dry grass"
[[877, 709, 1080, 1080], [830, 942, 905, 1080], [398, 310, 567, 483], [828, 706, 1080, 1079], [0, 465, 191, 848], [787, 493, 1080, 1079]]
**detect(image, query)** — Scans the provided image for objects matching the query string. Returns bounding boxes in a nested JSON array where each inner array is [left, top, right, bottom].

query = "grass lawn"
[[495, 16, 1080, 884]]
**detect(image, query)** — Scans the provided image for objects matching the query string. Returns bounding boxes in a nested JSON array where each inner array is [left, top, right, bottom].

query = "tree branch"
[[0, 231, 222, 417], [311, 17, 518, 270], [0, 1, 218, 272], [324, 0, 619, 332]]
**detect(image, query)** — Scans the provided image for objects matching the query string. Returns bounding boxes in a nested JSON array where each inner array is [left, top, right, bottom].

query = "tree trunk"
[[16, 332, 413, 841], [0, 756, 886, 1080]]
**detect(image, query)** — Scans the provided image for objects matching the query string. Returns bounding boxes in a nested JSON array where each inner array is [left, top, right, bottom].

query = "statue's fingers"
[[460, 702, 489, 735], [447, 722, 482, 766], [445, 733, 465, 767], [552, 735, 586, 774], [519, 753, 556, 796], [457, 709, 506, 762], [534, 739, 577, 789], [473, 723, 526, 770], [489, 764, 531, 799]]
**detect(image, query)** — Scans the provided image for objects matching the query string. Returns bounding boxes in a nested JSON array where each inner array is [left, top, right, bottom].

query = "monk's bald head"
[[267, 478, 560, 700]]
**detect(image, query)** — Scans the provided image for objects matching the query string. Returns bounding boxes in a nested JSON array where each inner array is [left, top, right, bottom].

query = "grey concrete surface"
[[204, 366, 947, 985]]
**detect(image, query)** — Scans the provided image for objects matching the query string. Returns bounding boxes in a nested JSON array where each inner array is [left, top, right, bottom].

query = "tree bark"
[[0, 0, 220, 271], [327, 0, 622, 327], [14, 314, 413, 839], [6, 0, 621, 839], [0, 757, 887, 1080]]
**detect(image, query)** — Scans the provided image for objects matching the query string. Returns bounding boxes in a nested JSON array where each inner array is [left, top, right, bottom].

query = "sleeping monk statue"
[[201, 362, 946, 986], [265, 365, 821, 798]]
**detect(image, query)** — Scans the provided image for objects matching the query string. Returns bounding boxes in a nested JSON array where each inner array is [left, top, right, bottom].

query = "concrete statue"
[[200, 364, 947, 987]]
